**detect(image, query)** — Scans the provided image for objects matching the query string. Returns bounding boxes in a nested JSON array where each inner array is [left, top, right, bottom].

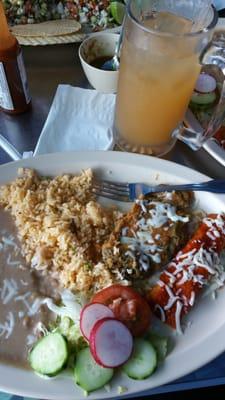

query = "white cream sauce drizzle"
[[0, 229, 52, 342], [15, 292, 45, 317], [164, 192, 174, 200], [0, 312, 15, 339], [6, 254, 21, 266], [0, 235, 20, 253], [120, 199, 189, 272], [0, 278, 18, 305], [0, 210, 60, 368], [145, 202, 189, 228], [124, 250, 136, 260], [121, 227, 129, 236], [136, 200, 147, 213], [139, 254, 150, 272]]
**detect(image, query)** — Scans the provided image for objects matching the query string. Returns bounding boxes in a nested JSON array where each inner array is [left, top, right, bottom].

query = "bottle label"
[[17, 51, 31, 104], [0, 62, 14, 110]]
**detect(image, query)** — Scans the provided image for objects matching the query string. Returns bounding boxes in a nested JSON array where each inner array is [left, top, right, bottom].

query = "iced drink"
[[114, 11, 201, 153]]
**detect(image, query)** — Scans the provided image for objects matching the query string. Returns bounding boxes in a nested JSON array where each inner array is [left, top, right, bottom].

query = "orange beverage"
[[113, 1, 217, 156], [116, 26, 201, 146]]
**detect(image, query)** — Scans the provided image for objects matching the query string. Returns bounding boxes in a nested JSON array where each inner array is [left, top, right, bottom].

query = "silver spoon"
[[101, 28, 123, 71]]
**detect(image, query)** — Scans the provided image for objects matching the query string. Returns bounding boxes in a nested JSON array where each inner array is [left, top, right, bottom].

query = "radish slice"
[[195, 73, 217, 93], [90, 318, 133, 368], [80, 303, 114, 340]]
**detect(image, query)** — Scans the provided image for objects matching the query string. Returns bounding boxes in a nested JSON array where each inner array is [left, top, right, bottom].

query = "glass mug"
[[113, 0, 225, 156]]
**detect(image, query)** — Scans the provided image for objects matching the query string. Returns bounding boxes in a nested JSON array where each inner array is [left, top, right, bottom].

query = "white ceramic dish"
[[0, 151, 225, 400], [79, 33, 119, 93]]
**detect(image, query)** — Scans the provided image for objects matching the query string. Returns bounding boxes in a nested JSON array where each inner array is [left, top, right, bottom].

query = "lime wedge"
[[110, 2, 126, 25]]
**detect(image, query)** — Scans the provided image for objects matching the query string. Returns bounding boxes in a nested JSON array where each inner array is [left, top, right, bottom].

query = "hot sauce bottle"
[[0, 1, 31, 114]]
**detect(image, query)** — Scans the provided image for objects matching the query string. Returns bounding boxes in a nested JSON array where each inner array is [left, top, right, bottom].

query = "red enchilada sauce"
[[0, 1, 31, 114]]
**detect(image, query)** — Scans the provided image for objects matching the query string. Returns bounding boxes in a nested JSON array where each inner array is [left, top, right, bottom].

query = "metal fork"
[[92, 179, 225, 202]]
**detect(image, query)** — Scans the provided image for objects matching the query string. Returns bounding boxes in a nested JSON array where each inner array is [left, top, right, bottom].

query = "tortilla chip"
[[11, 19, 81, 37]]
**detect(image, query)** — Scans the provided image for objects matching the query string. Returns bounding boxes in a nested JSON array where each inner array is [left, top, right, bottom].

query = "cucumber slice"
[[148, 333, 168, 362], [74, 347, 114, 392], [190, 91, 216, 105], [122, 338, 157, 380], [29, 332, 68, 376]]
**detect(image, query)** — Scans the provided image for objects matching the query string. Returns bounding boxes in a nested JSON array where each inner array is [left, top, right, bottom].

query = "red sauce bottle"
[[0, 1, 31, 114]]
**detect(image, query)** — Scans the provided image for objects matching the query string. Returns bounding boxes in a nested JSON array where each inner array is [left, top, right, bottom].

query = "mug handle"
[[175, 63, 225, 150]]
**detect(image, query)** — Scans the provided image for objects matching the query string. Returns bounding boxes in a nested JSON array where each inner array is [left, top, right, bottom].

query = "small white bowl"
[[79, 33, 119, 94]]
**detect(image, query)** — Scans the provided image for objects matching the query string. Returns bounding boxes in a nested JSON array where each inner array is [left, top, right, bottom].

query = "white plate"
[[0, 151, 225, 400]]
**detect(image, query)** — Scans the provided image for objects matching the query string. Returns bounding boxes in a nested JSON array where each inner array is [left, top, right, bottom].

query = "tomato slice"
[[91, 284, 151, 336]]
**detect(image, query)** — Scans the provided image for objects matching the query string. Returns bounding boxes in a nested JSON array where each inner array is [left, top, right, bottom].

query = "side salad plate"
[[0, 151, 225, 400], [4, 0, 125, 45]]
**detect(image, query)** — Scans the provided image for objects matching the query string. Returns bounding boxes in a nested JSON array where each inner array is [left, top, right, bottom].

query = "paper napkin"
[[34, 85, 116, 155]]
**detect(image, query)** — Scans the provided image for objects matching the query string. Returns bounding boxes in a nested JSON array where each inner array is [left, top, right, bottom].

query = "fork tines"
[[92, 179, 130, 201]]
